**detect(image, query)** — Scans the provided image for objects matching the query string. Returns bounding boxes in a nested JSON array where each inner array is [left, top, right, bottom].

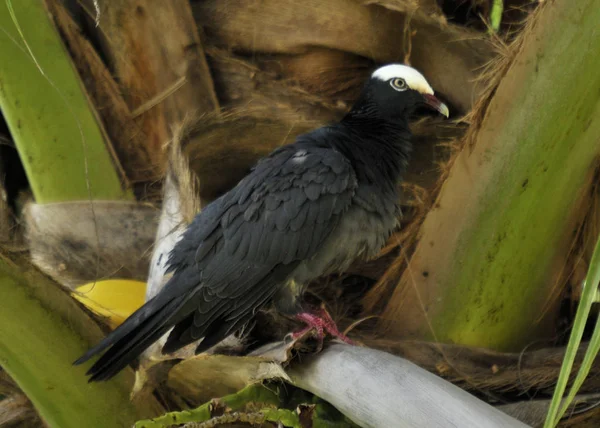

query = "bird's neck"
[[333, 113, 412, 190]]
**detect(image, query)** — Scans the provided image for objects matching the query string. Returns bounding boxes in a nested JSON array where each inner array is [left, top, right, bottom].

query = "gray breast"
[[290, 193, 400, 286]]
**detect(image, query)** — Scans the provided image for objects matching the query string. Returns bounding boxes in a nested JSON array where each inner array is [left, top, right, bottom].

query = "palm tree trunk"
[[377, 0, 600, 351]]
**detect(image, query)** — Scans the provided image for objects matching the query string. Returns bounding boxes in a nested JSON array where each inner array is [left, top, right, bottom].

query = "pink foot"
[[291, 306, 354, 346]]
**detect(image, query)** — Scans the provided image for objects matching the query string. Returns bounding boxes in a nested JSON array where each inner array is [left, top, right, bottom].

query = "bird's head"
[[347, 64, 449, 123]]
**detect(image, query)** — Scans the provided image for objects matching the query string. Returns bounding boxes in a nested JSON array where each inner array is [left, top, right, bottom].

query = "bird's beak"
[[422, 93, 449, 118]]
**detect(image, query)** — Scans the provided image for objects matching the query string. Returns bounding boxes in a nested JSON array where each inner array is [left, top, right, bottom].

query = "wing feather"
[[77, 142, 358, 381]]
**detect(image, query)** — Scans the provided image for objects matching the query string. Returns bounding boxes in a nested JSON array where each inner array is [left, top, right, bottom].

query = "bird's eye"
[[390, 78, 407, 91]]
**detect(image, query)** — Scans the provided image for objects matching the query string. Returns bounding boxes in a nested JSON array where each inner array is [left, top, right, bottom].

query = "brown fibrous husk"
[[0, 370, 42, 428], [25, 200, 158, 288], [192, 0, 492, 113]]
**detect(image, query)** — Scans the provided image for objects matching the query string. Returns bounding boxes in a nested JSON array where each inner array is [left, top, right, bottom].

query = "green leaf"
[[0, 0, 132, 203]]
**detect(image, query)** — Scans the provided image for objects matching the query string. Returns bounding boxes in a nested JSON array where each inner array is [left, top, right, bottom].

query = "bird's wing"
[[162, 143, 358, 352], [75, 143, 357, 380]]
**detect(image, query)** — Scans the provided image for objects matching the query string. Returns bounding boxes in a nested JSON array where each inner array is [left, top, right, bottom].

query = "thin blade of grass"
[[489, 0, 504, 34], [544, 234, 600, 427], [556, 295, 600, 418]]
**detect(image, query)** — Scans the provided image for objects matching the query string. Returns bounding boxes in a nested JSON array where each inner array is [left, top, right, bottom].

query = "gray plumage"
[[75, 64, 448, 381]]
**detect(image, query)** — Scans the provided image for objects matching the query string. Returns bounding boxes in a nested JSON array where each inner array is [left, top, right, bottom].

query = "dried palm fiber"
[[0, 370, 41, 428], [192, 0, 492, 113], [63, 0, 220, 182], [359, 0, 444, 17], [254, 47, 374, 105], [361, 339, 600, 396], [206, 48, 346, 122], [24, 200, 158, 289], [560, 405, 600, 428], [564, 174, 600, 307], [46, 0, 160, 186], [0, 394, 40, 428], [497, 394, 600, 428]]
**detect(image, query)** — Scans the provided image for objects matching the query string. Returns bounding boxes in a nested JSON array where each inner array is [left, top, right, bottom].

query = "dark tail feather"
[[74, 294, 186, 382], [162, 265, 292, 355], [193, 314, 253, 354], [160, 297, 231, 354], [74, 295, 161, 365], [162, 311, 252, 356]]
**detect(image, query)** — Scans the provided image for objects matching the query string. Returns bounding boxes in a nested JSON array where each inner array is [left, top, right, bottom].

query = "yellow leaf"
[[72, 280, 146, 329]]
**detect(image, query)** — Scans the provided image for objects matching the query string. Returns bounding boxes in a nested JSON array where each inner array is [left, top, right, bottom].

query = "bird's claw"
[[290, 306, 354, 347], [290, 325, 325, 351]]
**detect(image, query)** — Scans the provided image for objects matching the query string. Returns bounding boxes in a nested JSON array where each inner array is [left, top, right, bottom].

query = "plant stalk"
[[0, 253, 162, 427], [0, 0, 132, 203]]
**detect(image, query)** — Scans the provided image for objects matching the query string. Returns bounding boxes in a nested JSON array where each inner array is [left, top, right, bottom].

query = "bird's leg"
[[291, 315, 326, 350], [291, 305, 354, 345]]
